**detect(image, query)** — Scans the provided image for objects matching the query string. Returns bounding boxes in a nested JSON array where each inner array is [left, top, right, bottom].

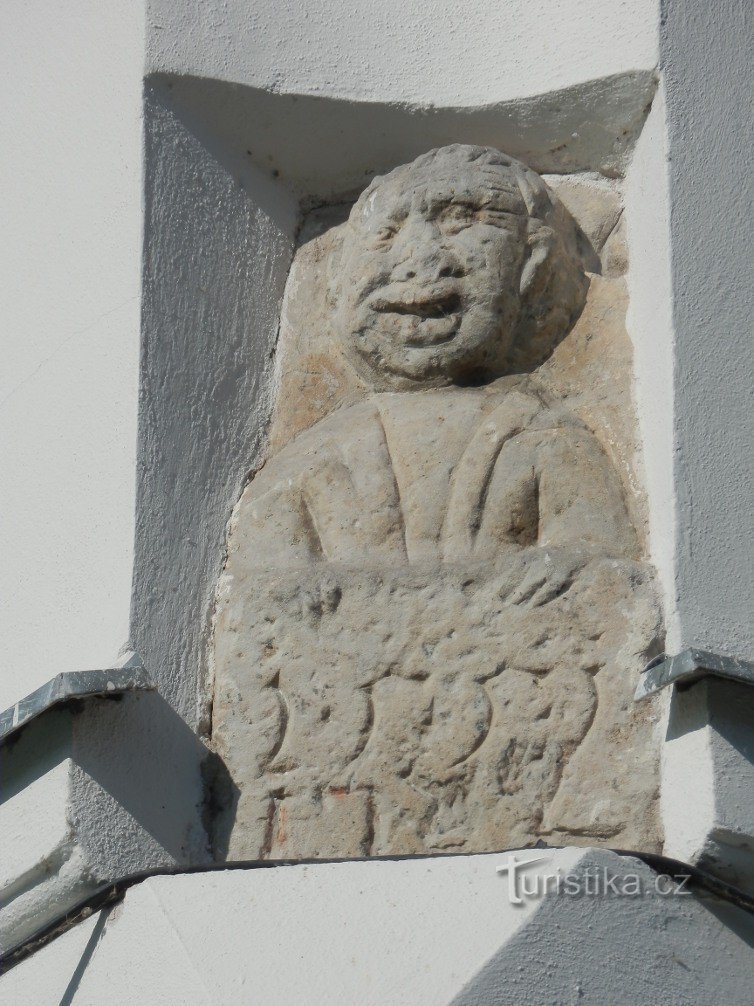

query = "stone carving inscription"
[[211, 146, 662, 858]]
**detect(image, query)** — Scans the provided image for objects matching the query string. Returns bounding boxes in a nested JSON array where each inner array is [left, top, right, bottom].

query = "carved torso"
[[231, 379, 635, 571]]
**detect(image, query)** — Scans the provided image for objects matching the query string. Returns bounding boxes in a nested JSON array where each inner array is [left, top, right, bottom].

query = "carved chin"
[[336, 299, 516, 387]]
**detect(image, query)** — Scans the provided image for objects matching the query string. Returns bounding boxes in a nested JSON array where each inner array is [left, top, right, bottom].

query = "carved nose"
[[395, 260, 460, 282], [393, 232, 464, 283]]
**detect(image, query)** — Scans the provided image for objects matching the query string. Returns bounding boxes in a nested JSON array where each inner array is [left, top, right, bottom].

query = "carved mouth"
[[372, 292, 462, 319]]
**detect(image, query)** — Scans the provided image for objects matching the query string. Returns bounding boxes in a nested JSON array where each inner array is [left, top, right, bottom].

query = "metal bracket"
[[0, 656, 153, 743], [635, 648, 754, 701]]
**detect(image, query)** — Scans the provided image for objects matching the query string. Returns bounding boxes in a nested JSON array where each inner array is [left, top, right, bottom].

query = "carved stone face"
[[334, 156, 534, 386]]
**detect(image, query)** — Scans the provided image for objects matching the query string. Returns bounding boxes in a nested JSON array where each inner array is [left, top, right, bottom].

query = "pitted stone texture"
[[544, 174, 626, 276], [213, 555, 661, 859], [327, 147, 589, 392], [213, 382, 662, 858], [229, 382, 638, 569], [271, 167, 630, 456], [212, 146, 662, 859]]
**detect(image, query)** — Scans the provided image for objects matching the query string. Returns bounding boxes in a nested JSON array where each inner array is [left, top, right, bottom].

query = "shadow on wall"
[[0, 691, 212, 868], [155, 69, 657, 202], [70, 690, 213, 864], [450, 849, 754, 1004], [130, 84, 298, 727], [201, 749, 240, 862], [664, 677, 754, 890]]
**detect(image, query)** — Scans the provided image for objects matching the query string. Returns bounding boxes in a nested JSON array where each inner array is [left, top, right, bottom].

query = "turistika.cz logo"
[[495, 854, 692, 905]]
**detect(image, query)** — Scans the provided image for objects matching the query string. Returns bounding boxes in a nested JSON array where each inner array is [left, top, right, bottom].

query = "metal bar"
[[635, 648, 754, 701], [0, 663, 154, 742]]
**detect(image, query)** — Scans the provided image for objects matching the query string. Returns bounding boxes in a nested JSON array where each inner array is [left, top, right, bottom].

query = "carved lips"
[[368, 286, 463, 346]]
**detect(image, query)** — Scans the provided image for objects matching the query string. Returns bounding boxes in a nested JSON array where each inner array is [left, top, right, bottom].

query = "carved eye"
[[442, 205, 476, 231], [375, 224, 398, 243]]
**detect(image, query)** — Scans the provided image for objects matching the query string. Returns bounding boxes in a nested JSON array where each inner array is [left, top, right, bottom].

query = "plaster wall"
[[5, 850, 754, 1004], [146, 0, 658, 105], [132, 89, 297, 723], [0, 693, 209, 952], [625, 4, 754, 886], [660, 0, 754, 662], [624, 85, 680, 646], [663, 678, 754, 891], [10, 851, 584, 1003], [0, 1, 145, 709], [3, 0, 754, 997], [0, 911, 101, 1006]]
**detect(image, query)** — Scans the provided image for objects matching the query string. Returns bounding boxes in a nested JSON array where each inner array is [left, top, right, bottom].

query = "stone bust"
[[330, 144, 586, 391], [211, 146, 661, 861]]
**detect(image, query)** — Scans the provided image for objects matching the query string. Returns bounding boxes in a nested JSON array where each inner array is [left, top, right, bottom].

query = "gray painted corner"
[[451, 848, 754, 1005], [660, 0, 754, 662]]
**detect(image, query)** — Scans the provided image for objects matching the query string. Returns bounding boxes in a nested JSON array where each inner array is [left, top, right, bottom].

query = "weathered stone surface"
[[544, 174, 625, 271], [213, 554, 661, 858], [538, 274, 649, 546], [212, 145, 663, 859]]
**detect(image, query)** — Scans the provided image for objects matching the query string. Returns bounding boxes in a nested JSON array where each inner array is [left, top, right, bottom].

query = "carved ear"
[[325, 232, 346, 308], [519, 227, 554, 300]]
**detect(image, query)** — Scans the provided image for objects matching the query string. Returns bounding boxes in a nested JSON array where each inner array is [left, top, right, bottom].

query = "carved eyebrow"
[[477, 190, 526, 211], [440, 195, 524, 216]]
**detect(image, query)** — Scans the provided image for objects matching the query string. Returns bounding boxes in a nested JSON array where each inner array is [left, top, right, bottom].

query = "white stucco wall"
[[0, 1, 145, 709], [3, 0, 754, 997], [146, 0, 658, 104], [5, 0, 747, 729], [136, 0, 664, 724], [5, 849, 754, 1004], [625, 84, 680, 647], [131, 88, 297, 725]]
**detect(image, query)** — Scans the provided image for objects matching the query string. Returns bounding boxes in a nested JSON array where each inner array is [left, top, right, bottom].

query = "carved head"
[[329, 144, 588, 389]]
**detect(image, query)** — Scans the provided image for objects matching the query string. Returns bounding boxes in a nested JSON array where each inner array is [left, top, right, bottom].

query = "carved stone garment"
[[228, 379, 636, 571], [211, 379, 662, 859]]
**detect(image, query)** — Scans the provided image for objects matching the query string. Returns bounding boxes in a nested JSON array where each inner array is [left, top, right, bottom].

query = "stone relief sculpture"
[[211, 145, 663, 860]]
